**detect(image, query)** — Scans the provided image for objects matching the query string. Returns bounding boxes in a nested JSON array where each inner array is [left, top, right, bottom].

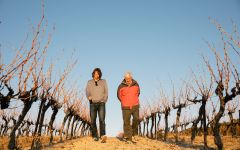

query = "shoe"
[[124, 137, 136, 144], [101, 135, 107, 143], [133, 136, 140, 141], [125, 139, 136, 144], [93, 137, 99, 141], [121, 136, 128, 142], [132, 138, 137, 143], [120, 137, 127, 142]]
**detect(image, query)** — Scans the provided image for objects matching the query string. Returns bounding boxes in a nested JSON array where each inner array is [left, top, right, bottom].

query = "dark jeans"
[[90, 102, 106, 138], [122, 105, 139, 140]]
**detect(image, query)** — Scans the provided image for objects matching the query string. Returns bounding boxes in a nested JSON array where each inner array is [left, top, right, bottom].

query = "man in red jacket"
[[117, 72, 140, 143]]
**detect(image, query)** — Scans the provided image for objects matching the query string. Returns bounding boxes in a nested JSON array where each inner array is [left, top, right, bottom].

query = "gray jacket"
[[86, 79, 108, 103]]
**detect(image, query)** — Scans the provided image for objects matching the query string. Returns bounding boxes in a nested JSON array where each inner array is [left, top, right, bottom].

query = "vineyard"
[[1, 3, 240, 150]]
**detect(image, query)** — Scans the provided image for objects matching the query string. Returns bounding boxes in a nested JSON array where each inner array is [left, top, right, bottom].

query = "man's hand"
[[88, 96, 93, 104], [88, 96, 92, 100]]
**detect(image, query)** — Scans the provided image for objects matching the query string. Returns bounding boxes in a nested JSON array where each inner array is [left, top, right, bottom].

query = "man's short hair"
[[124, 72, 132, 78]]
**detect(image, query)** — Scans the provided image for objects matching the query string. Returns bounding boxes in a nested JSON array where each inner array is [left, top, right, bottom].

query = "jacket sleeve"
[[133, 79, 140, 96], [137, 83, 140, 96], [117, 84, 122, 101], [86, 81, 91, 100], [103, 80, 108, 101]]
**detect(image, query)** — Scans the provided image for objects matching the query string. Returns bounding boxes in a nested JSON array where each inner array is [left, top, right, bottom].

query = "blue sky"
[[1, 0, 240, 136]]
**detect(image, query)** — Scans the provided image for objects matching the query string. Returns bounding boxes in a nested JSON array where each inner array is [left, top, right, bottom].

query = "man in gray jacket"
[[86, 68, 108, 143]]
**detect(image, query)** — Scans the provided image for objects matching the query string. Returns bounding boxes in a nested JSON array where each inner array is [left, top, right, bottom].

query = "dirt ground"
[[1, 135, 240, 150]]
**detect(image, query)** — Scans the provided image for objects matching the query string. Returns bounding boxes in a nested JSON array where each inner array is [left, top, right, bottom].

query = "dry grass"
[[0, 135, 61, 150], [166, 135, 240, 150]]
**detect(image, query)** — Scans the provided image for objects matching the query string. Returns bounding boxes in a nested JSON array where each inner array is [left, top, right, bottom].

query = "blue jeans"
[[90, 102, 106, 138]]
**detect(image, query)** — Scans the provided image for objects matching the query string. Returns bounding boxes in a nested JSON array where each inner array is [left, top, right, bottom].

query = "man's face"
[[93, 71, 100, 80], [125, 76, 132, 86]]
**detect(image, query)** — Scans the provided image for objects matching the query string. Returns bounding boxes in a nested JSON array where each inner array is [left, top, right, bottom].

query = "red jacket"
[[117, 79, 140, 109]]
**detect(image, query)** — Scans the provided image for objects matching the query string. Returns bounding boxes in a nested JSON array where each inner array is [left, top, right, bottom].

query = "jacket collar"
[[121, 79, 137, 86]]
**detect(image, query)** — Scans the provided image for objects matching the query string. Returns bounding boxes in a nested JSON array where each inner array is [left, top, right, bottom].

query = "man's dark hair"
[[92, 68, 102, 79]]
